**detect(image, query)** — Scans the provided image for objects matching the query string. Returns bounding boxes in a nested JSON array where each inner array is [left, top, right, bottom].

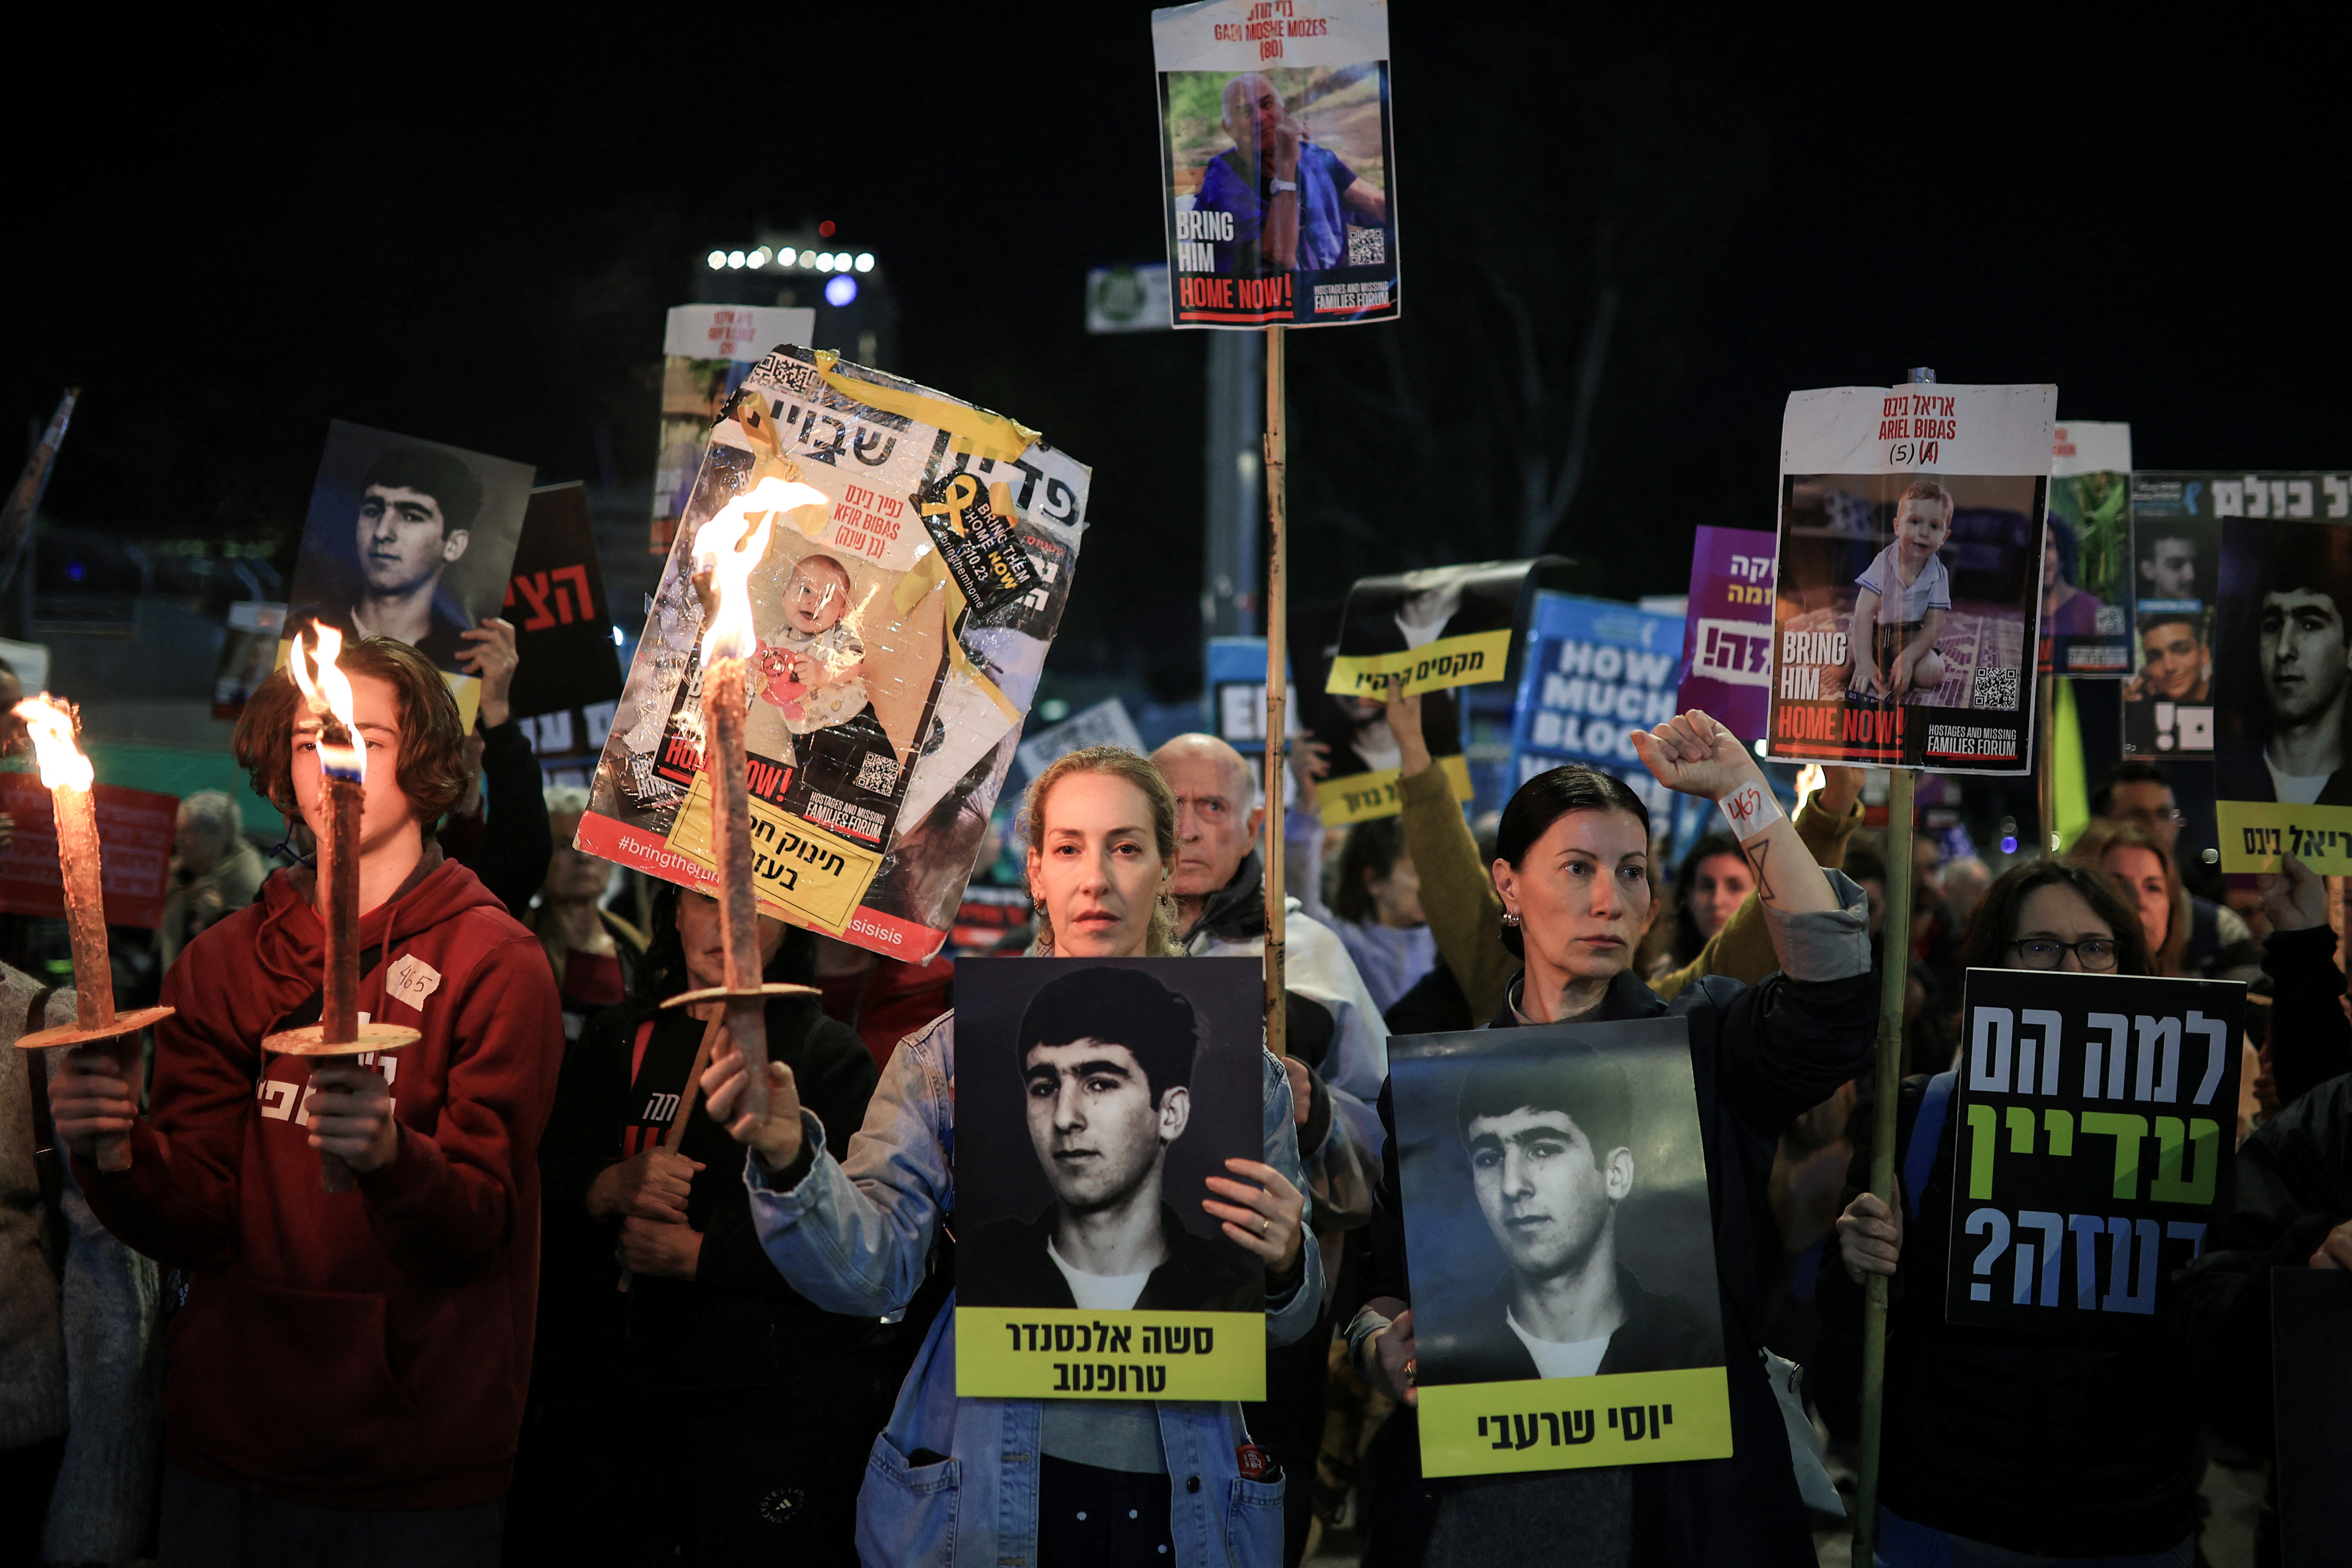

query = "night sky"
[[6, 9, 2345, 697]]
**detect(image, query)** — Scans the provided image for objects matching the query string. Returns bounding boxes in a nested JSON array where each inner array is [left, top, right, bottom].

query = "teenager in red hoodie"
[[49, 637, 564, 1566]]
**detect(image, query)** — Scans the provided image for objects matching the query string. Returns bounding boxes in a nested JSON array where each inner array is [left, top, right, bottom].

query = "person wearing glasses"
[[1819, 857, 2274, 1565]]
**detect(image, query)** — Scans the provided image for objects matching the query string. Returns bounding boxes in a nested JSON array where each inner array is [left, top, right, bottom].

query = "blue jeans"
[[1876, 1506, 2196, 1568]]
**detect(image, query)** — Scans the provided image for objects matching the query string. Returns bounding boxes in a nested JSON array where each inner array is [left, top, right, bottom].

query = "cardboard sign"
[[1014, 698, 1144, 782], [281, 420, 538, 730], [651, 306, 817, 554], [1325, 559, 1553, 700], [578, 345, 1088, 963], [1389, 1017, 1733, 1477], [953, 958, 1268, 1400], [1767, 383, 2054, 772], [2211, 509, 2352, 870], [2041, 423, 2135, 677], [1946, 969, 2244, 1329], [1152, 0, 1400, 328], [0, 774, 176, 929], [1293, 601, 1469, 825], [503, 483, 624, 723], [2122, 472, 2226, 759], [915, 472, 1041, 617], [1677, 527, 1776, 743]]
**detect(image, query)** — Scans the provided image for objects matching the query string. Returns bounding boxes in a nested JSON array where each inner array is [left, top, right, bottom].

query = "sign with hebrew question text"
[[1947, 968, 2245, 1329], [1677, 527, 1775, 744]]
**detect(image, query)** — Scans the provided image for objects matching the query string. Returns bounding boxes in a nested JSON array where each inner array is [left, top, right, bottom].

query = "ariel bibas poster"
[[576, 346, 1087, 964], [1766, 383, 2054, 773]]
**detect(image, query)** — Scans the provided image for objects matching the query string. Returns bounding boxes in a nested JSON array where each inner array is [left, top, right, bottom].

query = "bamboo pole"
[[1855, 364, 1935, 1565], [1262, 325, 1289, 1060], [2038, 672, 2059, 852]]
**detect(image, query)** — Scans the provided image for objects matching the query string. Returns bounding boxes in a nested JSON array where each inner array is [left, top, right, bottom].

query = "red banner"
[[0, 773, 177, 928]]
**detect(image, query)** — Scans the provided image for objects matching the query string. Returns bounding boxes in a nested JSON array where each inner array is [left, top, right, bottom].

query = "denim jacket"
[[743, 1010, 1321, 1568]]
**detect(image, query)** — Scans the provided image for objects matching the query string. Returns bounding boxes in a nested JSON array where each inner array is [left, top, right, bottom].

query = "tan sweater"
[[1397, 765, 1865, 1020]]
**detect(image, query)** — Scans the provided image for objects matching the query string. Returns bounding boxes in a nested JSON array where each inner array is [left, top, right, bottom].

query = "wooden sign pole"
[[1854, 365, 1934, 1565], [1261, 324, 1289, 1060]]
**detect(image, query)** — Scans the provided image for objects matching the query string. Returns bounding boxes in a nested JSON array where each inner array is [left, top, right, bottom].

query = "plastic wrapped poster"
[[1766, 383, 2054, 772], [577, 345, 1088, 963], [2041, 422, 2134, 677], [1152, 0, 1400, 328]]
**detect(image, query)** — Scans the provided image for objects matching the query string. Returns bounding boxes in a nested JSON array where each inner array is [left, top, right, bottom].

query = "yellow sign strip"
[[1315, 753, 1474, 827], [2215, 799, 2352, 873], [812, 350, 1038, 465], [663, 770, 884, 933], [955, 1307, 1266, 1402], [1416, 1366, 1733, 1476], [1325, 628, 1513, 698]]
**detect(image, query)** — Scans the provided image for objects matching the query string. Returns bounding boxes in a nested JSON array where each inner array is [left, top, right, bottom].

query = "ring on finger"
[[1259, 1215, 1270, 1235]]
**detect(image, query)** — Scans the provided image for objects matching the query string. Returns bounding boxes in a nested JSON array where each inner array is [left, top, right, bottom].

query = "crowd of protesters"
[[0, 615, 2345, 1568]]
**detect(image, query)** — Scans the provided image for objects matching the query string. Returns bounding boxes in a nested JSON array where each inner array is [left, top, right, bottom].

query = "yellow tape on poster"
[[1326, 629, 1513, 699], [2215, 800, 2352, 874], [1316, 754, 1474, 827], [956, 1308, 1265, 1401], [664, 771, 884, 933], [1416, 1366, 1733, 1477]]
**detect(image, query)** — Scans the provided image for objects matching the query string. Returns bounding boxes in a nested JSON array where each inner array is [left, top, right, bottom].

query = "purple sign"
[[1677, 525, 1776, 743]]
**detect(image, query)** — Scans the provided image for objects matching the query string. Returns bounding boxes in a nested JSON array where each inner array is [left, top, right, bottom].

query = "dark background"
[[1388, 1018, 1726, 1385], [5, 9, 2348, 706], [952, 956, 1264, 1281]]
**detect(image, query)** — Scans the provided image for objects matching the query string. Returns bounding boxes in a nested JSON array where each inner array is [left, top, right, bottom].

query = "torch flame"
[[289, 622, 366, 783], [695, 476, 824, 664], [12, 696, 92, 792]]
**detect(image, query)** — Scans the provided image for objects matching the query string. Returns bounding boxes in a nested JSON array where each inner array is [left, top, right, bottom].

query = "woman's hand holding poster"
[[577, 345, 1088, 962], [1389, 1019, 1734, 1476]]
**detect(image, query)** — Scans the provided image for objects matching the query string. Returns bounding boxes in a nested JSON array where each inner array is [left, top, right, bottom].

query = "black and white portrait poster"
[[2213, 514, 2352, 873], [954, 957, 1268, 1400], [1389, 1018, 1733, 1477], [1152, 0, 1399, 328], [1767, 383, 2054, 772], [280, 420, 536, 727], [1292, 600, 1468, 826]]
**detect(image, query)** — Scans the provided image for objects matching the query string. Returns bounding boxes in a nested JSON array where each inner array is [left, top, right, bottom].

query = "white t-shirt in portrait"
[[1856, 543, 1952, 625], [1047, 1235, 1153, 1312], [1506, 1308, 1613, 1379]]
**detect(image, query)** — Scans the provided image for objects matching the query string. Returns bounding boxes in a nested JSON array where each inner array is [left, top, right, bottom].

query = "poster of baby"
[[578, 344, 1090, 962]]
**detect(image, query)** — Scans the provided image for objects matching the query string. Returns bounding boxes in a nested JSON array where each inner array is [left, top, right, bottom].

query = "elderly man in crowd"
[[159, 791, 268, 973]]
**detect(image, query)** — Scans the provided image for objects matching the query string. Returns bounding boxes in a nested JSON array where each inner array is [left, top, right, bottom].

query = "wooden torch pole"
[[1261, 325, 1289, 1060], [2037, 673, 2060, 853], [701, 657, 770, 1122], [314, 728, 365, 1194], [1855, 368, 1934, 1564]]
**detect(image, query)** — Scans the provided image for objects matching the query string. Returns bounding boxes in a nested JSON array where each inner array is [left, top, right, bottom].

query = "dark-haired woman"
[[1326, 815, 1439, 1012], [1351, 710, 1877, 1568], [531, 881, 893, 1565], [1659, 830, 1753, 974], [1824, 857, 2229, 1565]]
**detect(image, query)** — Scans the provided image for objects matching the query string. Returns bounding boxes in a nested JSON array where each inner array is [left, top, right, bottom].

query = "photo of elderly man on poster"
[[1190, 70, 1387, 276], [2217, 519, 2352, 806], [959, 963, 1260, 1314]]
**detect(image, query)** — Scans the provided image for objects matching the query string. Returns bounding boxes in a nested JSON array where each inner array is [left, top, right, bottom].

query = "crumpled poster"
[[577, 345, 1089, 963]]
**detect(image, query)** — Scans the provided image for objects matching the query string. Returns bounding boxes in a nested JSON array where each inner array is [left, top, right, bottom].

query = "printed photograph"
[[1390, 1019, 1726, 1387], [1161, 64, 1390, 279], [282, 420, 535, 674], [2215, 518, 2352, 808], [2041, 466, 2133, 675], [1292, 600, 1467, 825], [954, 958, 1265, 1314], [2122, 475, 2223, 758]]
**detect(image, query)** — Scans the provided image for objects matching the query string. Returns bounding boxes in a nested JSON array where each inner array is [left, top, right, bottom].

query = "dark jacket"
[[439, 716, 553, 921], [1817, 1073, 2199, 1556], [1364, 965, 1875, 1568], [2165, 925, 2352, 1452], [958, 1202, 1259, 1313], [77, 851, 563, 1509], [1433, 1265, 1723, 1387], [538, 991, 885, 1393]]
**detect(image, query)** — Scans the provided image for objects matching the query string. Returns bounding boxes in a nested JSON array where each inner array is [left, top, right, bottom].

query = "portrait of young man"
[[286, 425, 535, 679], [1423, 1049, 1722, 1385], [2139, 531, 2202, 603], [2217, 523, 2352, 807], [958, 964, 1259, 1314], [2130, 614, 2212, 705]]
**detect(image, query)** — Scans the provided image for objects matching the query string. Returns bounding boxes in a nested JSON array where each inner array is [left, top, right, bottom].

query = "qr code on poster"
[[1346, 226, 1386, 266], [1973, 664, 2021, 713], [854, 752, 901, 795]]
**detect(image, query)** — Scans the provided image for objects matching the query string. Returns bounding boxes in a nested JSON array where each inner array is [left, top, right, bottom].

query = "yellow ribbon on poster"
[[1326, 628, 1514, 699], [2215, 799, 2352, 874], [1416, 1367, 1734, 1478], [664, 771, 883, 933], [893, 542, 1024, 726], [1316, 754, 1475, 827], [955, 1308, 1266, 1402]]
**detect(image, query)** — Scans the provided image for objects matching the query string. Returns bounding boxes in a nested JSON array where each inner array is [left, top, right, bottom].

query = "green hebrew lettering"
[[2148, 1117, 2221, 1206], [2005, 1105, 2037, 1155], [2080, 1112, 2149, 1200], [2042, 1108, 2073, 1156], [1966, 1103, 2000, 1200]]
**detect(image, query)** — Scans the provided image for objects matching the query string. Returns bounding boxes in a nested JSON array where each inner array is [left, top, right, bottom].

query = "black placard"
[[1946, 968, 2245, 1328], [915, 472, 1039, 618], [505, 483, 623, 722]]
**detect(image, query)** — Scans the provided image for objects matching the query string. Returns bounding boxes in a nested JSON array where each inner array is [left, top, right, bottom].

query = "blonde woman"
[[699, 746, 1317, 1568]]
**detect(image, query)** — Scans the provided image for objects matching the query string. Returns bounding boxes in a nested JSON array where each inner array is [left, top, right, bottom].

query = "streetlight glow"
[[727, 250, 746, 269], [707, 250, 726, 269], [854, 253, 874, 273]]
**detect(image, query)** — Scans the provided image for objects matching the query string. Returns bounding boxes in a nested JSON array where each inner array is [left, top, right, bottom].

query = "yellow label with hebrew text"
[[1416, 1366, 1733, 1476], [663, 771, 883, 933], [956, 1307, 1265, 1401]]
